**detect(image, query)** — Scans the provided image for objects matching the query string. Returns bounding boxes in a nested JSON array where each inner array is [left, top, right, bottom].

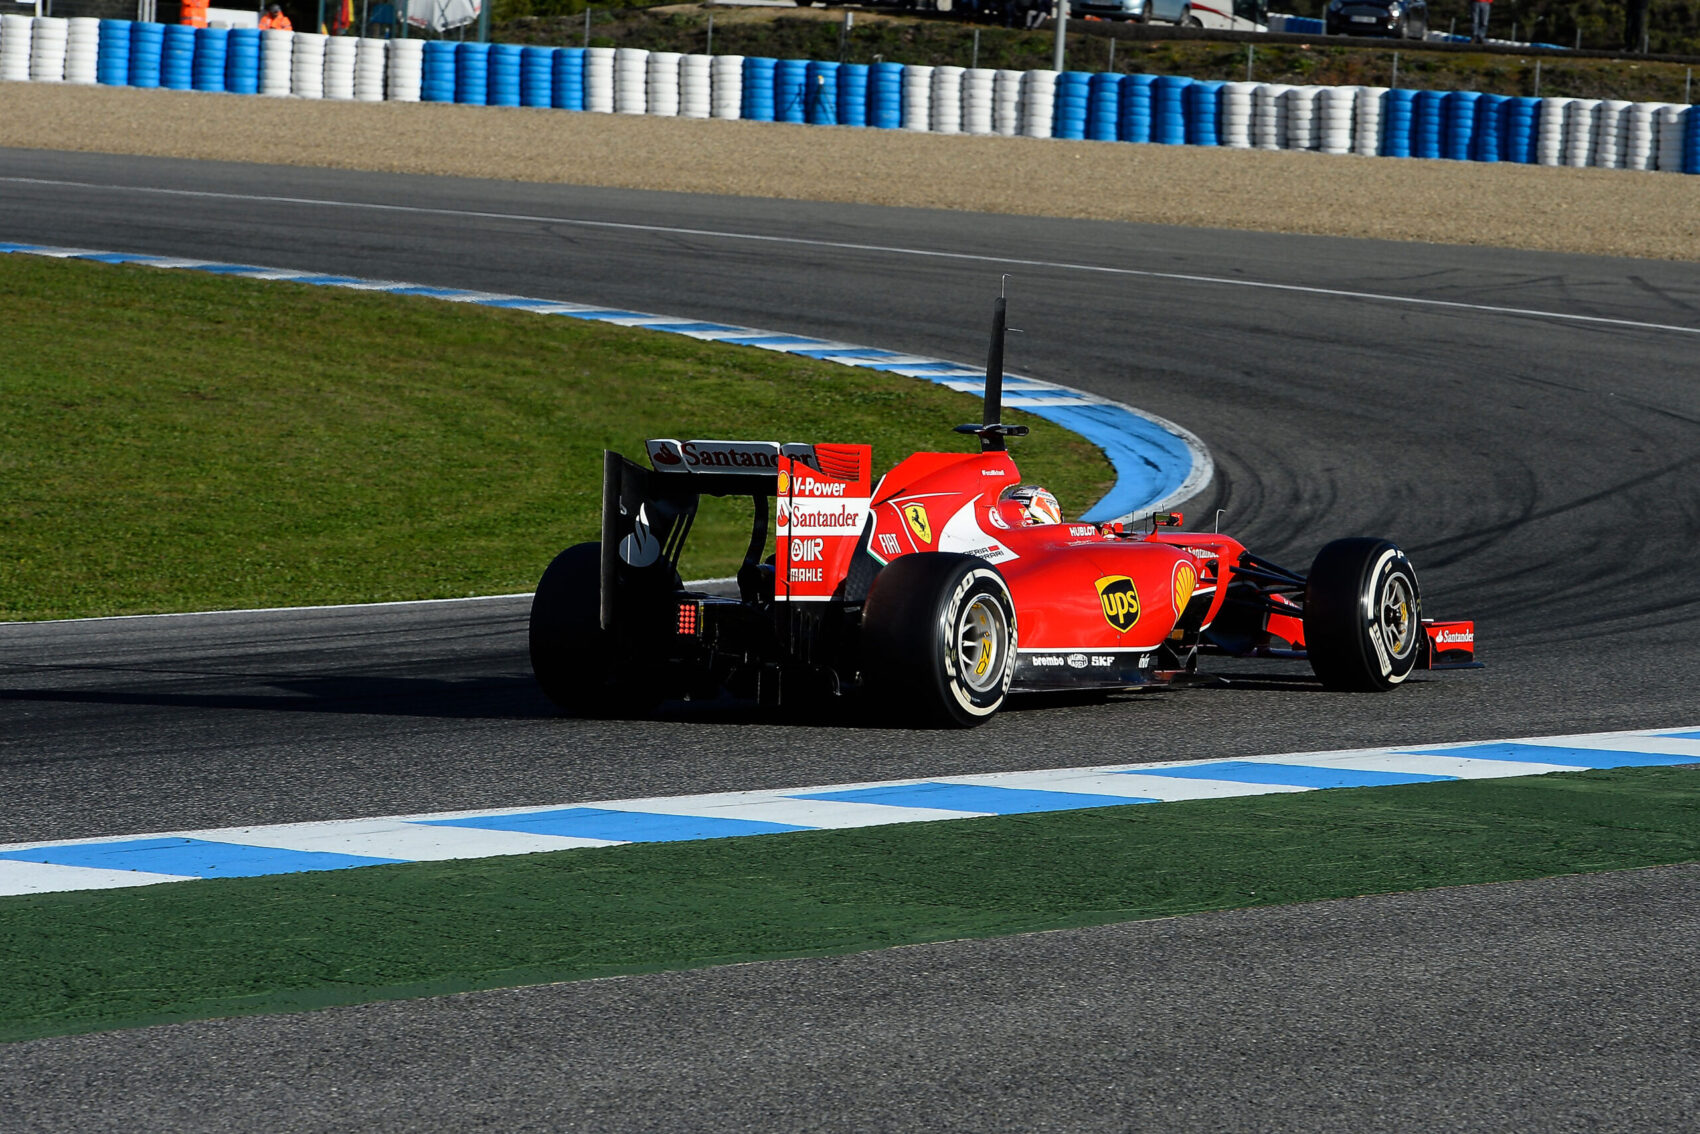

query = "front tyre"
[[1303, 538, 1422, 691], [862, 553, 1017, 727]]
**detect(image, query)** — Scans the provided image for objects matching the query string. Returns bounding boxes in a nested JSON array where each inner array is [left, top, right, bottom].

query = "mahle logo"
[[1096, 575, 1140, 633]]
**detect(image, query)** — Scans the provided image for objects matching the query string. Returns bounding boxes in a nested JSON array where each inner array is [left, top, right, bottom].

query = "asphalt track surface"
[[4, 148, 1700, 1128]]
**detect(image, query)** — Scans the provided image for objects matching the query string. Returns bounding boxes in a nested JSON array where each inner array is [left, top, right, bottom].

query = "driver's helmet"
[[1001, 484, 1062, 526]]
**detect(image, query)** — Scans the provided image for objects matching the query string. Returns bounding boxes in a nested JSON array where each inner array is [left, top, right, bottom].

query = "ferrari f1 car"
[[530, 298, 1477, 726]]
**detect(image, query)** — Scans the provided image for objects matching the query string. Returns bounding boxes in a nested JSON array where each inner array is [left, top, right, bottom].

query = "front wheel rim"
[[1377, 572, 1416, 659], [956, 594, 1010, 695]]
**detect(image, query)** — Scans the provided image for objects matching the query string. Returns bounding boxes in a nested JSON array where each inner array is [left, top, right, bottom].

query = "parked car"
[[1078, 0, 1267, 28], [1324, 0, 1428, 38]]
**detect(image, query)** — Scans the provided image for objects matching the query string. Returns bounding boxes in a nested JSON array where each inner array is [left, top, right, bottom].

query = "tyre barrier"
[[455, 41, 489, 106], [65, 17, 99, 85], [1, 14, 35, 83], [1381, 88, 1414, 157], [709, 53, 740, 119], [932, 64, 963, 134], [1152, 74, 1189, 145], [613, 47, 646, 115], [553, 46, 584, 112], [1503, 95, 1539, 163], [1353, 86, 1386, 157], [324, 32, 356, 101], [387, 35, 421, 102], [680, 52, 711, 119], [740, 55, 775, 122], [29, 16, 66, 83], [837, 61, 869, 128], [1413, 88, 1445, 159], [191, 26, 227, 93], [583, 45, 613, 113], [1053, 70, 1089, 141], [15, 17, 1700, 174], [774, 56, 807, 124], [901, 63, 932, 131], [353, 37, 385, 102], [127, 20, 162, 88], [993, 68, 1022, 137], [519, 45, 551, 108], [419, 39, 453, 102], [1443, 90, 1478, 161], [96, 19, 129, 86], [488, 42, 521, 107], [1021, 69, 1056, 139], [1119, 73, 1154, 144], [646, 50, 680, 117], [1086, 72, 1120, 142], [1253, 82, 1289, 151], [1565, 98, 1598, 167], [962, 67, 994, 136], [806, 60, 839, 127], [1472, 93, 1505, 162], [259, 27, 291, 96], [1656, 104, 1685, 172], [226, 27, 260, 96], [160, 22, 194, 91], [1220, 80, 1254, 149], [1286, 85, 1319, 152], [1319, 85, 1353, 154], [1593, 99, 1630, 169], [1186, 79, 1222, 147]]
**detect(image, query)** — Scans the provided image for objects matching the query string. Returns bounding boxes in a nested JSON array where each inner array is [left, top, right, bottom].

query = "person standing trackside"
[[1471, 0, 1491, 42], [259, 3, 292, 29]]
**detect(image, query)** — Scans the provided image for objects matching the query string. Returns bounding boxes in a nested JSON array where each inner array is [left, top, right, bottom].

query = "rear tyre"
[[862, 553, 1017, 727], [1304, 538, 1422, 691], [1183, 12, 1203, 26], [529, 542, 658, 716]]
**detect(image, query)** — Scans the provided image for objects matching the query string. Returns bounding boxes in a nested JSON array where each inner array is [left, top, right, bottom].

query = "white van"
[[1074, 0, 1268, 30]]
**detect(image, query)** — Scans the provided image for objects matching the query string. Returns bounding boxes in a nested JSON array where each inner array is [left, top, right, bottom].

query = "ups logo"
[[1096, 575, 1140, 633]]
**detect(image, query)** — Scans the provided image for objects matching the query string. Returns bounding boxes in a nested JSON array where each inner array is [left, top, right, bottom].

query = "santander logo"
[[652, 447, 682, 466], [1435, 629, 1474, 644]]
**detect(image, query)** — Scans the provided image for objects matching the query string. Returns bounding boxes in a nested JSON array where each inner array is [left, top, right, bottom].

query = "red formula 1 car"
[[530, 298, 1477, 726]]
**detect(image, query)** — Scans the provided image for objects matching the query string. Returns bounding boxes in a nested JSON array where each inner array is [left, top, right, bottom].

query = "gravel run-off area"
[[3, 82, 1698, 261]]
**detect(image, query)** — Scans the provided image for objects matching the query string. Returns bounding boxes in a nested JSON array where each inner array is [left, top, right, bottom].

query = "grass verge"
[[0, 255, 1110, 621], [3, 765, 1697, 1043]]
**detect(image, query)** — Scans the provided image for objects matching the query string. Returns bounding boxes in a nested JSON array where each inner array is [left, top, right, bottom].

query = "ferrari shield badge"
[[1096, 575, 1140, 633], [903, 503, 932, 545]]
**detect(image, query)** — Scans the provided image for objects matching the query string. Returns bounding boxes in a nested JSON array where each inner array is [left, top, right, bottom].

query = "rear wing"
[[600, 438, 873, 623]]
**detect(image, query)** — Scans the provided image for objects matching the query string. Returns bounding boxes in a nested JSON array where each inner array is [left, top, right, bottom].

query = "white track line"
[[6, 175, 1697, 337]]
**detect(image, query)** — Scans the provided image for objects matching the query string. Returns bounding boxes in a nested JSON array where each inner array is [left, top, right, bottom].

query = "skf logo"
[[903, 503, 932, 544], [1096, 575, 1140, 633], [1173, 561, 1197, 612]]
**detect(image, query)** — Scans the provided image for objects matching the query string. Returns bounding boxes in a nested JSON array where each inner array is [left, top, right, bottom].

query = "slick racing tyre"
[[861, 553, 1017, 728], [529, 542, 658, 716], [1303, 538, 1422, 692]]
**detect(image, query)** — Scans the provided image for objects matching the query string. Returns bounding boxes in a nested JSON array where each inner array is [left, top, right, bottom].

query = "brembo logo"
[[1096, 576, 1141, 634]]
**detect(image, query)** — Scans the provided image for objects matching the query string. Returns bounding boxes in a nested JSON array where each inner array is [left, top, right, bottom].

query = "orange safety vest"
[[259, 11, 293, 28], [180, 0, 208, 26]]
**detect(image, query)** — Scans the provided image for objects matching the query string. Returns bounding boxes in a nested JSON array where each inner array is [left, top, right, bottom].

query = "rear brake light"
[[676, 602, 699, 636]]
